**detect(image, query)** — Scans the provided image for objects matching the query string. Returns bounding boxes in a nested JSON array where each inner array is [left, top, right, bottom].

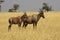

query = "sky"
[[1, 0, 60, 12]]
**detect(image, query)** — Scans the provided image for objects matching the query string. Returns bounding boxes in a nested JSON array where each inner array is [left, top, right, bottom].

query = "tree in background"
[[13, 4, 19, 12], [42, 3, 53, 12], [8, 8, 14, 12], [0, 0, 4, 12], [8, 4, 19, 12]]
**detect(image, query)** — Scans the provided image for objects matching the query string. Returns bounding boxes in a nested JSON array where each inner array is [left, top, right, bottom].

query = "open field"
[[0, 12, 60, 40]]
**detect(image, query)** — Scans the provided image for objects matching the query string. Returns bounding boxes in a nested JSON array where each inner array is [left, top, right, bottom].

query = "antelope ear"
[[24, 12, 26, 13]]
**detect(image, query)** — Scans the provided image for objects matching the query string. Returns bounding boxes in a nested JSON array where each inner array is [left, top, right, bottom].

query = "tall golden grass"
[[0, 12, 60, 40]]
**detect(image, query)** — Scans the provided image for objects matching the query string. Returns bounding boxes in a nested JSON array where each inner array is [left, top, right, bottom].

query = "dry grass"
[[0, 12, 60, 40]]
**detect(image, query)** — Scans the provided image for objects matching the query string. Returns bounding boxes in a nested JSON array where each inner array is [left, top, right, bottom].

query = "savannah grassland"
[[0, 12, 60, 40]]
